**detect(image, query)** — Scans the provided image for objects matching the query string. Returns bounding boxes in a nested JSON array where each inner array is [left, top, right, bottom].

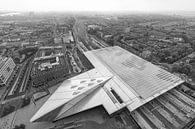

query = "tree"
[[191, 41, 195, 51], [171, 63, 181, 73], [164, 49, 171, 57], [172, 51, 179, 59], [13, 125, 20, 129], [182, 34, 190, 43], [190, 69, 195, 81], [21, 97, 30, 108], [180, 64, 192, 75], [20, 124, 25, 129], [156, 51, 166, 62], [189, 59, 195, 64], [166, 56, 174, 64], [13, 124, 25, 129]]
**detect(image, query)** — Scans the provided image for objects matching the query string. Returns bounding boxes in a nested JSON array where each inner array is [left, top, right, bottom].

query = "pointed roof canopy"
[[30, 76, 112, 122]]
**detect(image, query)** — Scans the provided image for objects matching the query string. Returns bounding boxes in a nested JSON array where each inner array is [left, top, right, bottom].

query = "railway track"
[[131, 84, 195, 129]]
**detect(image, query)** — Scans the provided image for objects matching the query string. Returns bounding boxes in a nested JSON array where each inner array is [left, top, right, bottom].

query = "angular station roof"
[[31, 46, 184, 122], [86, 46, 183, 100], [30, 76, 112, 122]]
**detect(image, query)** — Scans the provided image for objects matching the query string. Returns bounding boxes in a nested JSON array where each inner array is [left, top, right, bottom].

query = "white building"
[[31, 46, 184, 122], [0, 56, 16, 86], [62, 31, 74, 44], [54, 37, 62, 44], [38, 56, 60, 71]]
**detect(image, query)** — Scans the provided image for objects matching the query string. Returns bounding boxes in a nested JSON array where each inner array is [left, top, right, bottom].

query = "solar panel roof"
[[85, 46, 184, 99]]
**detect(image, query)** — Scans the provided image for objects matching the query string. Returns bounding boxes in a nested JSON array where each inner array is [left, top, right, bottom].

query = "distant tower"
[[29, 11, 35, 17]]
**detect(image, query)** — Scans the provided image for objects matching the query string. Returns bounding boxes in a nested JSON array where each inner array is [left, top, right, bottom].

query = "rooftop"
[[86, 46, 183, 100], [31, 46, 184, 122], [31, 56, 66, 77], [0, 56, 9, 69]]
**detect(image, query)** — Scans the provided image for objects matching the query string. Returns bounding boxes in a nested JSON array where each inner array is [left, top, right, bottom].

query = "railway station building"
[[31, 46, 184, 123]]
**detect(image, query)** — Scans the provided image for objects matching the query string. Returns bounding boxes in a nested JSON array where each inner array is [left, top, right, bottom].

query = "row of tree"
[[13, 124, 25, 129]]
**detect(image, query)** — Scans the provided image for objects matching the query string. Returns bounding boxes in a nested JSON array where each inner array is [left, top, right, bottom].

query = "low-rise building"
[[31, 55, 69, 87], [62, 31, 74, 44], [31, 47, 69, 87], [0, 56, 16, 86], [54, 37, 62, 44]]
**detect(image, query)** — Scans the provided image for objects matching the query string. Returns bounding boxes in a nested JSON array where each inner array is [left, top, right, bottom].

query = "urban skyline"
[[0, 0, 195, 12]]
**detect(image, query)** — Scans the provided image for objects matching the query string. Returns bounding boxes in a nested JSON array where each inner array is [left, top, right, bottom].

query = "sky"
[[0, 0, 195, 12]]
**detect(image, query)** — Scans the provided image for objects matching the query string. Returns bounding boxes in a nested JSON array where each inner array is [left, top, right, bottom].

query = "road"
[[7, 62, 26, 96], [20, 56, 34, 93], [89, 35, 109, 48], [73, 17, 109, 51], [72, 48, 86, 71], [66, 50, 81, 73], [5, 54, 35, 100], [73, 17, 92, 51]]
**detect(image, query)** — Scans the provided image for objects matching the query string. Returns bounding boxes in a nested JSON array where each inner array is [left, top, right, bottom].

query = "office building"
[[0, 56, 16, 86]]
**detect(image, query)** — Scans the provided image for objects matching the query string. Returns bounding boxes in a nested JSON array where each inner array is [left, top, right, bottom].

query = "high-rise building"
[[29, 11, 35, 17], [0, 56, 16, 86]]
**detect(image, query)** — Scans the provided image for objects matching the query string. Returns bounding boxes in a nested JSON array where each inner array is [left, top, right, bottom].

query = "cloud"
[[0, 0, 194, 12]]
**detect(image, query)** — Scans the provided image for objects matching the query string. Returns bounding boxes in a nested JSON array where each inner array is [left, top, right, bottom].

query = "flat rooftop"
[[31, 56, 66, 77], [84, 46, 184, 111], [85, 46, 183, 100], [34, 46, 63, 61]]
